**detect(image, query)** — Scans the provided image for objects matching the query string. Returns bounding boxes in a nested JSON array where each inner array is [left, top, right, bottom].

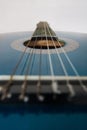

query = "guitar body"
[[0, 31, 87, 104], [0, 31, 87, 130], [0, 31, 87, 76]]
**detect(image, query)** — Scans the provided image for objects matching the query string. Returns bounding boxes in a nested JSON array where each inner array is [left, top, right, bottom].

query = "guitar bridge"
[[0, 76, 87, 104]]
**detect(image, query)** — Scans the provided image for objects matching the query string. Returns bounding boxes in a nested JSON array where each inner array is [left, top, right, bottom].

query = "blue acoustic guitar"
[[0, 21, 87, 104]]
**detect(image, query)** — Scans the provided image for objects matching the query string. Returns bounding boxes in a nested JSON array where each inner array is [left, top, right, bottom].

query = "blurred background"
[[0, 0, 87, 33]]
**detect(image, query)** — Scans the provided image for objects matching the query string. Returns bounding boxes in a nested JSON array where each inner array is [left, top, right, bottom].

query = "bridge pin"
[[37, 95, 44, 102], [7, 93, 12, 99], [24, 96, 29, 103]]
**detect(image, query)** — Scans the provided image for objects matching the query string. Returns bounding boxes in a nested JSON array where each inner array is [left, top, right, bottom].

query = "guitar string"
[[20, 53, 30, 75], [29, 50, 36, 75], [19, 38, 37, 100], [55, 34, 87, 92], [21, 36, 43, 101], [19, 51, 34, 100], [24, 40, 37, 76], [46, 23, 75, 96], [10, 28, 37, 81], [20, 31, 33, 75], [1, 23, 86, 101], [44, 24, 54, 76], [44, 23, 61, 94], [1, 31, 37, 100], [48, 26, 87, 92], [21, 37, 37, 75], [37, 45, 42, 95]]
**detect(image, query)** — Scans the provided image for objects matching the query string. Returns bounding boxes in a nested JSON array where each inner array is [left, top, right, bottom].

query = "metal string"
[[46, 23, 87, 93], [44, 23, 61, 94], [55, 32, 87, 92], [37, 46, 42, 93], [19, 38, 37, 100], [1, 31, 37, 100], [10, 28, 37, 80], [46, 23, 75, 96]]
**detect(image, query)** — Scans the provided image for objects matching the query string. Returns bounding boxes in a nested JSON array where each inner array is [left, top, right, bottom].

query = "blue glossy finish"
[[0, 32, 87, 130], [0, 32, 87, 76]]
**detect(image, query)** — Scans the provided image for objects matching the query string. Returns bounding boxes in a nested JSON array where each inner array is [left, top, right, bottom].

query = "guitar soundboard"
[[0, 30, 87, 104]]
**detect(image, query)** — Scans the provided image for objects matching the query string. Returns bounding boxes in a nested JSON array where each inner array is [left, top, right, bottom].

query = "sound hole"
[[23, 37, 65, 49]]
